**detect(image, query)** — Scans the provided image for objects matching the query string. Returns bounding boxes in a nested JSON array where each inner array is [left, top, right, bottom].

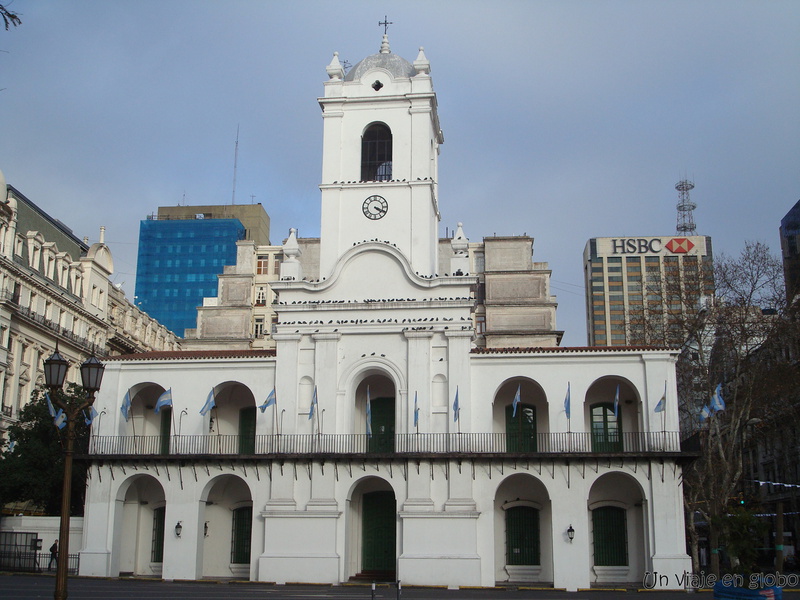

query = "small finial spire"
[[451, 223, 469, 255], [99, 226, 106, 244], [380, 34, 390, 54], [414, 46, 430, 75], [326, 51, 344, 80]]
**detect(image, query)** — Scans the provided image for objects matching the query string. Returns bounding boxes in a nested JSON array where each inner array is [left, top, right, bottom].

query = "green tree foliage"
[[714, 507, 767, 577], [0, 384, 90, 516], [0, 3, 21, 30]]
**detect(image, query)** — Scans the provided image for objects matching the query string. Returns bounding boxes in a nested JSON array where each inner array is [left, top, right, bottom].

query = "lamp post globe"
[[43, 349, 69, 391], [80, 355, 105, 393]]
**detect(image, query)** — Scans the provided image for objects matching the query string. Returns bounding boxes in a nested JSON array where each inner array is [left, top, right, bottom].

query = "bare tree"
[[0, 4, 21, 31], [679, 241, 786, 576]]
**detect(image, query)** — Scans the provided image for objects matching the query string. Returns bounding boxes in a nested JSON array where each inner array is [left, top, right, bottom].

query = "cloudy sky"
[[0, 0, 797, 346]]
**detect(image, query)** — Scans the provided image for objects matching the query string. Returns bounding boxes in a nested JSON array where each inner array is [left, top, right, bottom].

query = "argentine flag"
[[154, 388, 173, 414]]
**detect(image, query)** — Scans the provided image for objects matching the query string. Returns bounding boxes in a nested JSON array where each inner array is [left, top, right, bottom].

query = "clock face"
[[362, 195, 388, 220]]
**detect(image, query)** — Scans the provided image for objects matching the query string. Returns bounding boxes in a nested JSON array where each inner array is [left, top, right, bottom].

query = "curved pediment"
[[272, 241, 474, 304], [322, 242, 427, 299], [86, 242, 114, 274]]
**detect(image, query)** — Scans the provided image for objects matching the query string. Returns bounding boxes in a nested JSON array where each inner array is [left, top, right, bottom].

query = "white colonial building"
[[79, 36, 692, 590]]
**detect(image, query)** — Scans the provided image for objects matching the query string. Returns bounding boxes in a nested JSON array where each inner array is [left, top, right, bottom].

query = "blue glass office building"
[[135, 218, 246, 336]]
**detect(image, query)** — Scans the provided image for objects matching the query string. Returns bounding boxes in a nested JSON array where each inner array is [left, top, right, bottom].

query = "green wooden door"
[[239, 406, 256, 454], [159, 408, 172, 455], [591, 403, 623, 452], [362, 491, 396, 572], [505, 506, 540, 565], [506, 404, 537, 452], [231, 506, 252, 564], [592, 506, 628, 565], [151, 506, 166, 562], [368, 397, 394, 454]]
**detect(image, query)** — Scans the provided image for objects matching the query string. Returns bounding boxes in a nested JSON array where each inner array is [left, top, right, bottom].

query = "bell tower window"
[[361, 123, 392, 181]]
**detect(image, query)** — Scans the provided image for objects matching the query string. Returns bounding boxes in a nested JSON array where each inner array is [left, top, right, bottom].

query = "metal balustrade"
[[87, 431, 682, 457]]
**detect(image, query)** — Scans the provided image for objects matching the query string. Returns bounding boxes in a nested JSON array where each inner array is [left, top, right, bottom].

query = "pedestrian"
[[48, 539, 58, 571]]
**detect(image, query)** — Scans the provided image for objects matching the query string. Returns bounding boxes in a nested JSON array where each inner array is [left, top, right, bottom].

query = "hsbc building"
[[583, 235, 714, 346]]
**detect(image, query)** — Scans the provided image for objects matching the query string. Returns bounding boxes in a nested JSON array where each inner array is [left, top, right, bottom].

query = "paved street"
[[1, 575, 800, 600]]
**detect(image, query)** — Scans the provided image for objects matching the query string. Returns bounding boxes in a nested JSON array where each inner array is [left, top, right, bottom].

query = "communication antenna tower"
[[675, 179, 697, 235], [231, 125, 240, 205]]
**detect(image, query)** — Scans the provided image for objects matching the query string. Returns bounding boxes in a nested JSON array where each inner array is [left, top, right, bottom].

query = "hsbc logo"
[[611, 237, 695, 255], [612, 239, 662, 254], [665, 238, 695, 253]]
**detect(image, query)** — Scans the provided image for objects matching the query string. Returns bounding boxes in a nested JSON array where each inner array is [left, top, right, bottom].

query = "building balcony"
[[85, 431, 686, 459]]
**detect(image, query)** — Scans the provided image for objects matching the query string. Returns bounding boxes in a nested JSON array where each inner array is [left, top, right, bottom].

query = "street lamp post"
[[44, 347, 104, 600]]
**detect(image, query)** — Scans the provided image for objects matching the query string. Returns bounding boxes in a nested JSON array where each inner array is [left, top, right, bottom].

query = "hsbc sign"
[[611, 238, 696, 255], [665, 238, 695, 253]]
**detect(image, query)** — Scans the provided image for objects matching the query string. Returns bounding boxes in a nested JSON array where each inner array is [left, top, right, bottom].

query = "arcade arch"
[[493, 473, 552, 584], [587, 472, 646, 584], [200, 475, 254, 578], [113, 475, 166, 577], [346, 476, 397, 579]]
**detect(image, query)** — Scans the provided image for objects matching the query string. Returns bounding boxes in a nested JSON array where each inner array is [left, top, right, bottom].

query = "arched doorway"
[[492, 379, 548, 453], [114, 475, 166, 576], [585, 378, 639, 452], [494, 473, 552, 583], [127, 383, 172, 455], [357, 374, 395, 454], [587, 472, 646, 584], [201, 475, 253, 578], [209, 382, 256, 455], [348, 477, 396, 580]]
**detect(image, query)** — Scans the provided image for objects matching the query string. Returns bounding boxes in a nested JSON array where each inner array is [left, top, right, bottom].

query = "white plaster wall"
[[0, 515, 82, 557]]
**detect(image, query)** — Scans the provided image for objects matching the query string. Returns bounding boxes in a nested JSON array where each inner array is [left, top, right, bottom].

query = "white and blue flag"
[[154, 388, 173, 414], [308, 386, 318, 420], [710, 383, 725, 412], [120, 389, 132, 422], [199, 389, 216, 416], [259, 388, 276, 413]]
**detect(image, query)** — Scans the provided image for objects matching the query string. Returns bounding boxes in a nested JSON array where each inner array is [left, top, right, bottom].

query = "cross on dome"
[[378, 16, 393, 35]]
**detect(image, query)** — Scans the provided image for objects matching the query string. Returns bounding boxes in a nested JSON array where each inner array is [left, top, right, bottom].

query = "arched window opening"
[[361, 124, 392, 181]]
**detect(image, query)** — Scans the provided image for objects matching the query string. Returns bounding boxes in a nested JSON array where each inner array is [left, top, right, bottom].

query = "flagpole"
[[272, 397, 277, 438], [565, 382, 571, 452], [131, 396, 138, 454]]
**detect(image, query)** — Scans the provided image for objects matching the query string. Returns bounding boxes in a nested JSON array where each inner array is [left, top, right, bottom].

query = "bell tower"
[[318, 36, 443, 278]]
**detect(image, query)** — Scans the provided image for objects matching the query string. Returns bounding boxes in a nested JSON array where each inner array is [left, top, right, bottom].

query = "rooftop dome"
[[344, 35, 416, 82]]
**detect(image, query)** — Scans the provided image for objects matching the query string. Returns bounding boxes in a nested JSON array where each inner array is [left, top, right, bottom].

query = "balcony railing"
[[87, 431, 682, 457]]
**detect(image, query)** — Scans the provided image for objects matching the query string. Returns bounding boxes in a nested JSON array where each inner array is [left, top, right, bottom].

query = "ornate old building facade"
[[0, 173, 180, 440], [80, 36, 691, 590]]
